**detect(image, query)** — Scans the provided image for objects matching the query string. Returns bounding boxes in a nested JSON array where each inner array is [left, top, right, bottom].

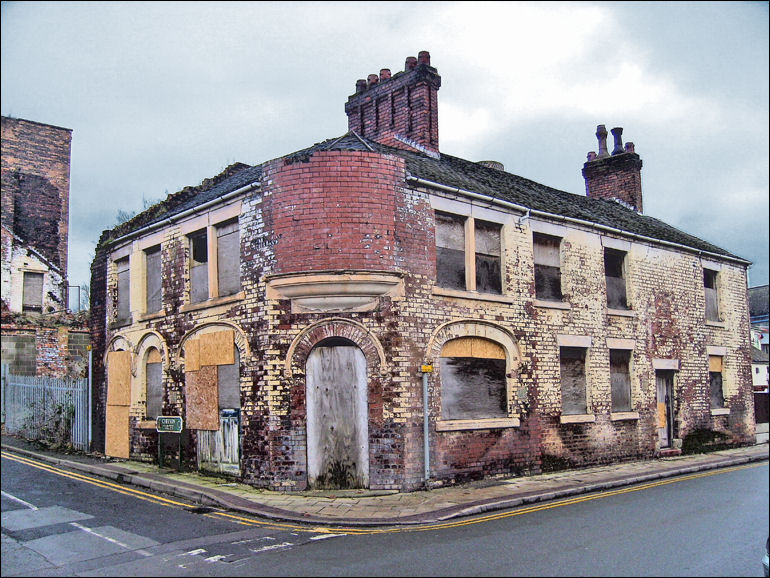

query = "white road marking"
[[249, 541, 294, 553], [309, 533, 346, 540], [1, 490, 38, 510]]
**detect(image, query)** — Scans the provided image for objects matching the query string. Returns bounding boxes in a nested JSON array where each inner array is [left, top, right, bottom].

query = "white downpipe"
[[422, 370, 430, 485]]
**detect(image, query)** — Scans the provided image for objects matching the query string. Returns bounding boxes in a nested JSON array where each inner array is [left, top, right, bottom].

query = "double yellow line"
[[2, 449, 764, 536]]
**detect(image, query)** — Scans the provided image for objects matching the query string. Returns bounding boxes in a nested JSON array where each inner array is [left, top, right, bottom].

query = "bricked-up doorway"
[[656, 370, 676, 448], [306, 338, 369, 489]]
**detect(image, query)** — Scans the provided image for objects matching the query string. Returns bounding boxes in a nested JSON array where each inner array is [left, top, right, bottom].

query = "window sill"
[[611, 411, 640, 421], [534, 299, 570, 310], [435, 417, 520, 431], [432, 287, 514, 304], [607, 308, 635, 318], [710, 408, 730, 416], [705, 320, 726, 329], [138, 311, 166, 322], [180, 291, 245, 313], [560, 414, 596, 424], [109, 319, 133, 330]]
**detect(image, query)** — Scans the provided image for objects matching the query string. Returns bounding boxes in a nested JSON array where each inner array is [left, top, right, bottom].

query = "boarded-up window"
[[145, 246, 162, 314], [704, 269, 720, 322], [604, 248, 628, 310], [440, 337, 507, 420], [533, 233, 562, 301], [709, 355, 725, 408], [22, 272, 44, 312], [216, 220, 240, 297], [560, 347, 588, 415], [189, 230, 208, 303], [435, 211, 466, 290], [115, 258, 131, 324], [145, 348, 163, 419], [610, 350, 632, 412], [475, 220, 502, 294]]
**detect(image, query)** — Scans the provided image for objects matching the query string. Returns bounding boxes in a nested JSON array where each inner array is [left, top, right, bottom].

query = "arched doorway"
[[306, 337, 368, 489]]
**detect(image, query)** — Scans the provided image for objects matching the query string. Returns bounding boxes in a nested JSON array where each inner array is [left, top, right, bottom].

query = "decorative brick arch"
[[176, 321, 251, 369], [426, 319, 521, 369], [133, 331, 169, 414], [105, 334, 135, 372], [285, 318, 386, 375]]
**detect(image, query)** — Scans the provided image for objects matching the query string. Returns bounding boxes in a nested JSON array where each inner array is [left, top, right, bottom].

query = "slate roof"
[[752, 346, 769, 364], [108, 131, 747, 264], [749, 285, 769, 319]]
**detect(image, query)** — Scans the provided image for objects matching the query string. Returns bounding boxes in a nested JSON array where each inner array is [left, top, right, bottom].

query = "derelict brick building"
[[90, 51, 755, 491]]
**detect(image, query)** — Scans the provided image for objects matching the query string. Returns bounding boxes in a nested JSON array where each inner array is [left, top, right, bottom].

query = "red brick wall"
[[1, 116, 72, 275], [265, 150, 406, 273], [582, 152, 643, 213]]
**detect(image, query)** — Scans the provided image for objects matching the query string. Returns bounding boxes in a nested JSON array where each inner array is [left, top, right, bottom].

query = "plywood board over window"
[[185, 365, 219, 430], [105, 350, 132, 458], [199, 330, 235, 366], [185, 339, 200, 372]]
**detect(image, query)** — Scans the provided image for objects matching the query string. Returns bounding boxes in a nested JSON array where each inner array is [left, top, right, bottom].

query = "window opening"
[[475, 220, 502, 294], [22, 272, 44, 312], [560, 346, 588, 415], [709, 355, 725, 408], [533, 233, 563, 301], [435, 211, 466, 290], [440, 337, 507, 420], [704, 269, 720, 322], [610, 350, 632, 412], [115, 258, 131, 324], [145, 246, 162, 313], [216, 220, 240, 298], [604, 248, 628, 309], [189, 230, 209, 303], [145, 348, 163, 419]]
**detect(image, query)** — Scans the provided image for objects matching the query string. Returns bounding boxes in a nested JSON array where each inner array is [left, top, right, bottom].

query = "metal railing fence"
[[1, 365, 89, 451]]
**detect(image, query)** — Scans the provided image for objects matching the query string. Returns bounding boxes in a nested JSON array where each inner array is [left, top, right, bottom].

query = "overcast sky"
[[2, 1, 768, 297]]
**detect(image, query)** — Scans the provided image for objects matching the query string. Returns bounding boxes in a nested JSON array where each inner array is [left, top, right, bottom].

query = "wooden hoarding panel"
[[106, 350, 132, 406], [185, 339, 200, 372], [105, 404, 130, 458], [185, 366, 219, 430], [200, 330, 234, 366]]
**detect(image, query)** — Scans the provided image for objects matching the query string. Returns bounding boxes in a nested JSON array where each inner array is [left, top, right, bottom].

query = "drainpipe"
[[420, 363, 434, 487]]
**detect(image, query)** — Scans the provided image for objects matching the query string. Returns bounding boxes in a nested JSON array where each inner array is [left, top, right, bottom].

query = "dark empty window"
[[189, 230, 209, 303], [217, 347, 241, 410], [560, 347, 588, 415], [704, 269, 720, 322], [216, 220, 240, 297], [475, 220, 502, 294], [533, 233, 562, 301], [145, 246, 162, 314], [145, 348, 163, 419], [440, 337, 507, 420], [709, 355, 725, 409], [435, 212, 466, 290], [610, 350, 632, 412], [115, 258, 131, 324], [604, 248, 628, 309], [22, 272, 44, 312]]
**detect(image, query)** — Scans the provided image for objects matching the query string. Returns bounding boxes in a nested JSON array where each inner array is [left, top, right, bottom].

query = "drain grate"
[[189, 506, 215, 514]]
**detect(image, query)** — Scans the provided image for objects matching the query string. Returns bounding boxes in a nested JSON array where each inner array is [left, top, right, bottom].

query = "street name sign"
[[156, 416, 183, 433]]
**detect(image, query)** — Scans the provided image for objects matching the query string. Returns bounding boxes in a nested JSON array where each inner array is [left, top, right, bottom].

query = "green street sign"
[[156, 416, 183, 433]]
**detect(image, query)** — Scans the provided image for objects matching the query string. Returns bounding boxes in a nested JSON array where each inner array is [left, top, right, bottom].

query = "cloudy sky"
[[2, 1, 768, 299]]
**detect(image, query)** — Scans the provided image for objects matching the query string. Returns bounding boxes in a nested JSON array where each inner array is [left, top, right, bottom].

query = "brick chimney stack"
[[582, 124, 644, 213], [345, 50, 441, 156]]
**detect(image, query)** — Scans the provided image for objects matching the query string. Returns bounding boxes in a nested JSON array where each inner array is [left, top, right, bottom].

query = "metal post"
[[420, 364, 433, 486], [87, 346, 93, 451]]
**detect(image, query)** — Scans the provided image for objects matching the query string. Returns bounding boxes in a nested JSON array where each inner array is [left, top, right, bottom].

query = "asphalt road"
[[2, 451, 767, 577]]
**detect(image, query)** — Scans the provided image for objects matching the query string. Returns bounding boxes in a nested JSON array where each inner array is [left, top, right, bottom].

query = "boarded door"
[[656, 370, 675, 448], [306, 341, 368, 489], [105, 350, 132, 458]]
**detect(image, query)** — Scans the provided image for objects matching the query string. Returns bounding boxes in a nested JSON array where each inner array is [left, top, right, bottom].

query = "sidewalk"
[[2, 434, 767, 528]]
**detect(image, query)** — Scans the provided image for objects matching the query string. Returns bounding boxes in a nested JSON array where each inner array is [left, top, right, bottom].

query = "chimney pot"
[[611, 127, 624, 155], [356, 79, 367, 94], [587, 151, 597, 162], [367, 74, 379, 87], [625, 142, 635, 154], [418, 51, 431, 66], [379, 68, 391, 81], [405, 56, 417, 71], [596, 125, 609, 158]]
